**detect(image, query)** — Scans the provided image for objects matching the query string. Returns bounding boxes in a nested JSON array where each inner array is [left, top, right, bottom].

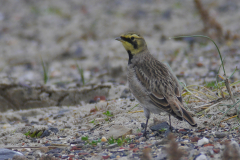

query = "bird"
[[115, 32, 197, 138]]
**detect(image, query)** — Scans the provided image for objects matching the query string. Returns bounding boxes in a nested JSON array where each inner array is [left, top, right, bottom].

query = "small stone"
[[214, 132, 227, 138], [39, 147, 49, 153], [102, 155, 110, 159], [156, 153, 167, 160], [195, 154, 208, 160], [2, 124, 11, 129], [101, 137, 107, 142], [133, 148, 139, 152], [118, 147, 125, 151], [150, 122, 170, 132], [89, 100, 97, 104], [0, 149, 24, 160], [105, 125, 132, 139], [64, 125, 71, 129], [110, 154, 116, 159], [129, 144, 135, 148], [182, 136, 189, 139], [108, 143, 118, 149], [120, 88, 131, 99], [94, 96, 106, 101], [130, 97, 135, 101], [203, 143, 214, 147], [69, 154, 75, 158], [78, 152, 88, 156], [12, 155, 27, 160], [40, 127, 59, 138], [213, 148, 220, 153], [126, 135, 135, 139], [71, 146, 82, 151], [178, 128, 189, 134], [197, 137, 209, 146]]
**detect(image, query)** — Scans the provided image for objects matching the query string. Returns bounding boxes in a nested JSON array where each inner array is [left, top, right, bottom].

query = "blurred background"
[[0, 0, 239, 87]]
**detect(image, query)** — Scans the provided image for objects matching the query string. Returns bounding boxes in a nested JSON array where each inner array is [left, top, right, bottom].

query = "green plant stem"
[[76, 62, 85, 85], [41, 56, 48, 84], [127, 104, 139, 113]]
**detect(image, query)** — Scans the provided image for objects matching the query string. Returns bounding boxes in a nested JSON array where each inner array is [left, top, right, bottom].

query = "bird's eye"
[[131, 37, 134, 40]]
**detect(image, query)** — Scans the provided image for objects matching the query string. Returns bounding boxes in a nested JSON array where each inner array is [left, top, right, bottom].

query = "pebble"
[[40, 127, 59, 138], [150, 122, 170, 132], [126, 135, 136, 139], [129, 144, 135, 148], [0, 149, 25, 160], [214, 132, 227, 138], [195, 154, 209, 160], [197, 137, 209, 146], [105, 125, 132, 139], [101, 137, 107, 142], [107, 143, 118, 149]]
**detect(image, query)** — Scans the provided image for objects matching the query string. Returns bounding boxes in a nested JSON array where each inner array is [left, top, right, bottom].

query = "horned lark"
[[116, 33, 197, 138]]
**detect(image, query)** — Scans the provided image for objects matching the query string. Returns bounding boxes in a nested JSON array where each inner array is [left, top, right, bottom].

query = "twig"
[[128, 110, 144, 114], [203, 102, 223, 113], [193, 103, 213, 109]]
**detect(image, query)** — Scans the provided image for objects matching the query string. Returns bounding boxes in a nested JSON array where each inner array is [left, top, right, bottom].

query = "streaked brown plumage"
[[116, 33, 197, 138]]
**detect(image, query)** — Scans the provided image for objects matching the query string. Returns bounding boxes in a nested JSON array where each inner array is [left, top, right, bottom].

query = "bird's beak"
[[115, 37, 122, 41]]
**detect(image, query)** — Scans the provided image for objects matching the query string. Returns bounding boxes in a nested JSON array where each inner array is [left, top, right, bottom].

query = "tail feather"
[[181, 107, 197, 127], [168, 97, 197, 127]]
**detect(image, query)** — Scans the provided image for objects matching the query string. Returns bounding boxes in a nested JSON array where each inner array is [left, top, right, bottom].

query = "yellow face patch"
[[117, 33, 146, 55]]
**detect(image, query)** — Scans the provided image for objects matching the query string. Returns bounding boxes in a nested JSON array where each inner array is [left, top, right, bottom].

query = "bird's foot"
[[169, 126, 176, 133], [143, 132, 148, 139]]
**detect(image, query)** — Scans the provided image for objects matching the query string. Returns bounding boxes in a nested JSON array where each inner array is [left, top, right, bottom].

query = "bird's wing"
[[134, 61, 183, 118]]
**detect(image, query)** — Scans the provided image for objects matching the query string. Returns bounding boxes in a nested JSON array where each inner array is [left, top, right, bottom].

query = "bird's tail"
[[168, 97, 197, 127], [181, 107, 197, 127]]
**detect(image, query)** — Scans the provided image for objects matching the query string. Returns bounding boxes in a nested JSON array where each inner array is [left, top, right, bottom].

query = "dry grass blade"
[[219, 75, 236, 104], [188, 88, 217, 100], [193, 103, 213, 109], [221, 115, 237, 122], [187, 84, 220, 98], [224, 78, 235, 103], [127, 104, 139, 113], [202, 102, 223, 113], [230, 80, 240, 86], [128, 110, 144, 114], [218, 99, 240, 126], [182, 86, 208, 103]]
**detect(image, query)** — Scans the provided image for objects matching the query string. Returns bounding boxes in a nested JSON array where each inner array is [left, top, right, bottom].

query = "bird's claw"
[[143, 132, 149, 139]]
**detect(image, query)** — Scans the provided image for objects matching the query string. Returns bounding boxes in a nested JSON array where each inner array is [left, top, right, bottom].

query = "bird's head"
[[115, 33, 147, 55]]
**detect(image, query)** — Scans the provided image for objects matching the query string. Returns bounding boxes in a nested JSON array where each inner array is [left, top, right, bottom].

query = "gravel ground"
[[0, 0, 240, 159]]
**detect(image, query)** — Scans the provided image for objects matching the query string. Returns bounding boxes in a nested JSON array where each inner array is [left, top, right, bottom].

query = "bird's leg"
[[169, 114, 172, 131], [143, 118, 149, 138], [143, 108, 150, 138]]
